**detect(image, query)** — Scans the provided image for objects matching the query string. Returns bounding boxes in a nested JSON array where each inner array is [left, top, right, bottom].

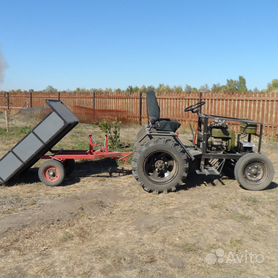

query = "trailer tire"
[[132, 138, 189, 193], [39, 160, 65, 186], [64, 159, 75, 175], [234, 153, 274, 191]]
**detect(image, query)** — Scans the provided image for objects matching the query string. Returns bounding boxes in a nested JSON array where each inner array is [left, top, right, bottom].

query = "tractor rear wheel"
[[134, 127, 149, 150], [132, 138, 189, 193], [234, 153, 274, 191]]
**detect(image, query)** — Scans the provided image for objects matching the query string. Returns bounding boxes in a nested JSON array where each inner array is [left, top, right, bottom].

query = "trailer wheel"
[[234, 153, 274, 191], [64, 159, 75, 175], [132, 138, 189, 193], [39, 160, 65, 186]]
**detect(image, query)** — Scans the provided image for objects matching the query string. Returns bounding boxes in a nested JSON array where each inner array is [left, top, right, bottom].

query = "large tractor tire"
[[132, 138, 189, 193], [134, 127, 149, 151], [234, 153, 274, 191]]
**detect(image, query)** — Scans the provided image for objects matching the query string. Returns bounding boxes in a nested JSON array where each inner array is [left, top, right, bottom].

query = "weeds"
[[0, 126, 33, 139], [99, 121, 121, 150]]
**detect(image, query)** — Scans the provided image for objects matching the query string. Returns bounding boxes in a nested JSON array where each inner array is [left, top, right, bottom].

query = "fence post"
[[139, 92, 143, 125], [29, 91, 33, 108], [199, 91, 203, 114], [93, 91, 96, 121], [4, 93, 10, 132], [57, 92, 61, 101], [6, 92, 10, 109]]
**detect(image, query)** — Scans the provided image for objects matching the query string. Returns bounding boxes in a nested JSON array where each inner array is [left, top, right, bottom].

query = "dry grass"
[[0, 111, 277, 277]]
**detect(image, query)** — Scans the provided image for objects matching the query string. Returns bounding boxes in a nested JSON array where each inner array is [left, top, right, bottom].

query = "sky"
[[0, 0, 277, 91]]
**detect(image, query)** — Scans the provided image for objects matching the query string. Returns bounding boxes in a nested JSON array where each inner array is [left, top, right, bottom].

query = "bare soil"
[[0, 115, 277, 277]]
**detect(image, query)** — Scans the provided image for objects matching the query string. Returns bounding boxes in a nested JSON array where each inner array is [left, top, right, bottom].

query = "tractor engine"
[[207, 120, 235, 152]]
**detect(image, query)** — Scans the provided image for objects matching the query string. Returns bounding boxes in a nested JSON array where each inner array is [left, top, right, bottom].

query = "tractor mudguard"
[[138, 131, 194, 161]]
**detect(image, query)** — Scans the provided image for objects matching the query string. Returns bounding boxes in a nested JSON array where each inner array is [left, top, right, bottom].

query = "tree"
[[252, 87, 260, 93], [211, 83, 223, 93], [238, 76, 247, 92], [224, 76, 248, 93], [173, 86, 183, 94], [184, 84, 192, 93], [267, 79, 278, 92], [127, 86, 134, 93], [157, 84, 171, 94], [199, 84, 209, 92], [44, 85, 58, 92], [226, 79, 239, 92]]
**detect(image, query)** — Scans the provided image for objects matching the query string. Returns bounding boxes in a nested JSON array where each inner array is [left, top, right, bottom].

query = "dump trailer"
[[0, 100, 79, 184]]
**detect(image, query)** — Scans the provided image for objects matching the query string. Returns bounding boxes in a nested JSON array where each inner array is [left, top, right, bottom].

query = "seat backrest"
[[146, 91, 160, 123]]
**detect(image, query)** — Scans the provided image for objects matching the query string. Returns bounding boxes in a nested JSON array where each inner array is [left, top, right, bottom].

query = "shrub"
[[98, 121, 121, 150]]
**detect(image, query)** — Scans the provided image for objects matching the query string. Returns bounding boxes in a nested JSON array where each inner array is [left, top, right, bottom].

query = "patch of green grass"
[[231, 211, 253, 222], [229, 238, 243, 250], [75, 141, 89, 150], [0, 126, 33, 139], [60, 231, 75, 242]]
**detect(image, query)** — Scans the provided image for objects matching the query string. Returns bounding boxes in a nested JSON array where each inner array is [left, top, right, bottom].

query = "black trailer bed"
[[0, 100, 79, 184]]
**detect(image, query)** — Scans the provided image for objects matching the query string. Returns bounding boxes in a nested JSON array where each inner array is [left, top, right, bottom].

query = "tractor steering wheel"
[[184, 101, 206, 113]]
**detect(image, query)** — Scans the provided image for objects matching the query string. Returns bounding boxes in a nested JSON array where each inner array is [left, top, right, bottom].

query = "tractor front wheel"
[[234, 153, 274, 191], [39, 160, 65, 186]]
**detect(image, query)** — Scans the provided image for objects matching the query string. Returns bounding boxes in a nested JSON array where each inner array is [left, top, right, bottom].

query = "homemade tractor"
[[132, 91, 274, 193]]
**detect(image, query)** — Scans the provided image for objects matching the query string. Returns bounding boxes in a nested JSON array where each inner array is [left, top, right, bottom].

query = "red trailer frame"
[[39, 134, 132, 186], [42, 134, 132, 162]]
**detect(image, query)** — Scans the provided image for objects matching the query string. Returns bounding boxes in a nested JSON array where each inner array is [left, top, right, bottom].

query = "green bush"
[[98, 121, 121, 150]]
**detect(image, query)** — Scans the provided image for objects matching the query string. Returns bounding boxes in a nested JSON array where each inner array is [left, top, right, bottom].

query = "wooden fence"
[[0, 91, 277, 140]]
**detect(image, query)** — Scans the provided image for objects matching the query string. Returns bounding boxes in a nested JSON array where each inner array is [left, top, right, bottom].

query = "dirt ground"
[[0, 112, 277, 277]]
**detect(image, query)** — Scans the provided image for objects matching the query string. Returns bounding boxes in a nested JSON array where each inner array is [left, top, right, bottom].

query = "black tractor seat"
[[146, 91, 181, 132]]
